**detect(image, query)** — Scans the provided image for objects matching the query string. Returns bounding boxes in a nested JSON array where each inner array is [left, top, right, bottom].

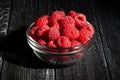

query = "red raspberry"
[[49, 20, 60, 30], [48, 27, 60, 40], [59, 56, 70, 62], [48, 16, 56, 22], [29, 26, 39, 36], [59, 16, 75, 29], [48, 41, 56, 48], [85, 23, 94, 38], [38, 39, 46, 46], [68, 10, 77, 17], [56, 36, 71, 48], [74, 53, 83, 58], [71, 40, 81, 47], [37, 25, 49, 38], [29, 26, 39, 40], [63, 27, 79, 40], [51, 11, 65, 20], [74, 13, 87, 29], [77, 23, 94, 44], [77, 29, 90, 44], [35, 15, 49, 27]]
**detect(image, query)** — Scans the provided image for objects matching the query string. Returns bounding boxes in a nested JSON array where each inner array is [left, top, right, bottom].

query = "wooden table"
[[0, 0, 120, 80]]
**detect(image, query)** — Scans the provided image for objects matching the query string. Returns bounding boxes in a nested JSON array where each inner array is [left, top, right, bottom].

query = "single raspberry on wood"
[[63, 27, 79, 40], [48, 27, 60, 40], [35, 15, 49, 27], [56, 36, 71, 48]]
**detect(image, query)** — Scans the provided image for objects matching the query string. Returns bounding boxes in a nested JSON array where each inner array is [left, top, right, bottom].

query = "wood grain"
[[0, 0, 11, 78], [0, 0, 11, 38], [92, 0, 120, 79]]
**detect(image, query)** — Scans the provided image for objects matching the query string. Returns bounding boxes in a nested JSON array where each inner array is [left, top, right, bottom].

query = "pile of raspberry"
[[29, 10, 94, 48]]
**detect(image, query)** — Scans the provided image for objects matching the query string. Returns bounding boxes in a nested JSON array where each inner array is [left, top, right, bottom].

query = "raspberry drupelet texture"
[[77, 23, 94, 44], [63, 26, 79, 40], [59, 16, 75, 29], [56, 36, 71, 48], [48, 41, 56, 48], [68, 10, 77, 17], [51, 11, 65, 20], [74, 13, 87, 29], [71, 40, 81, 47], [38, 39, 46, 46], [35, 15, 49, 27], [37, 25, 49, 38], [48, 27, 60, 41]]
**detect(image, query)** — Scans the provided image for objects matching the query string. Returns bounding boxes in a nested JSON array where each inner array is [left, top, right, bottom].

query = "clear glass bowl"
[[26, 22, 95, 66]]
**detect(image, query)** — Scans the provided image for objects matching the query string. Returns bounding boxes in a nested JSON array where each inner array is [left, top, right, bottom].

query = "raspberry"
[[77, 23, 94, 44], [35, 15, 49, 27], [71, 40, 81, 47], [77, 29, 90, 44], [48, 27, 60, 40], [48, 41, 56, 48], [59, 56, 70, 62], [74, 13, 87, 29], [37, 25, 49, 38], [68, 10, 77, 17], [49, 20, 60, 30], [63, 27, 79, 40], [48, 16, 56, 22], [29, 26, 39, 36], [74, 53, 83, 58], [38, 39, 46, 46], [85, 23, 94, 38], [59, 16, 75, 29], [56, 36, 71, 48], [29, 26, 39, 40], [51, 11, 65, 20]]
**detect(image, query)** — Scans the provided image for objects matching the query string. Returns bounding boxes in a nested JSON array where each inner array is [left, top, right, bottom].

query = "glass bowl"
[[26, 22, 95, 66]]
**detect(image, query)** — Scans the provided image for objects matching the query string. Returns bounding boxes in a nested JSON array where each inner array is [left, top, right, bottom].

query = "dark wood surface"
[[0, 0, 120, 80]]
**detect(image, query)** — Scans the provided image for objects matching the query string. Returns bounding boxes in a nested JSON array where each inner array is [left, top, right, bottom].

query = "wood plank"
[[0, 0, 11, 78], [92, 0, 120, 79], [0, 0, 11, 37], [1, 0, 55, 80], [54, 0, 111, 80]]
